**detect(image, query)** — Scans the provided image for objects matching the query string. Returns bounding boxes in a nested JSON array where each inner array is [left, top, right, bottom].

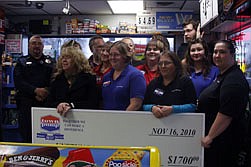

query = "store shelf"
[[40, 33, 165, 38], [1, 65, 19, 135], [3, 104, 17, 109], [2, 123, 18, 129], [2, 83, 15, 88], [1, 128, 23, 142]]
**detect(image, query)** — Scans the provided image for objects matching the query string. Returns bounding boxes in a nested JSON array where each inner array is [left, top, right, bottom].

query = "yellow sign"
[[43, 19, 49, 25], [0, 142, 160, 167]]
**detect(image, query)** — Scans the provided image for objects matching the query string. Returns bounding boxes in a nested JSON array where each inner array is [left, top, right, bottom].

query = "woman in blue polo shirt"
[[143, 51, 197, 118], [102, 41, 146, 111], [183, 38, 219, 98]]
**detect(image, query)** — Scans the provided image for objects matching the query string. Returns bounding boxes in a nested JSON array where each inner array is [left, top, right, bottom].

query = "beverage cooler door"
[[42, 35, 175, 61], [229, 27, 251, 90]]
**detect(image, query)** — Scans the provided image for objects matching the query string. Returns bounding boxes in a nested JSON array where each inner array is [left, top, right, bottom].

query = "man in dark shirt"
[[14, 35, 55, 142], [177, 19, 203, 60]]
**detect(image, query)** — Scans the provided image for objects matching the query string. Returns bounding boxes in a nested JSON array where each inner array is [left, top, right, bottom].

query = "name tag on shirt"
[[154, 88, 164, 96], [103, 81, 111, 87]]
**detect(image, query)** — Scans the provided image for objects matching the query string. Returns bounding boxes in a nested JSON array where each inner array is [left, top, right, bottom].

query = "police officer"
[[14, 35, 55, 143]]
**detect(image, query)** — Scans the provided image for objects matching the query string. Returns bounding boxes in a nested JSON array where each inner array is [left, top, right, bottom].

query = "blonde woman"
[[47, 46, 98, 116]]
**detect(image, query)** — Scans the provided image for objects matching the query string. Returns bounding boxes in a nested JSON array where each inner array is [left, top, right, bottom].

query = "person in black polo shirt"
[[142, 51, 197, 118], [14, 35, 55, 142], [197, 40, 250, 167]]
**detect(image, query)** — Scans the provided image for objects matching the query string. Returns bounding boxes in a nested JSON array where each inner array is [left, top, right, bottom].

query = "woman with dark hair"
[[183, 38, 219, 97], [93, 41, 113, 108], [136, 39, 165, 85], [102, 41, 146, 111], [197, 40, 250, 167], [93, 41, 113, 86], [47, 46, 98, 116], [143, 51, 197, 118]]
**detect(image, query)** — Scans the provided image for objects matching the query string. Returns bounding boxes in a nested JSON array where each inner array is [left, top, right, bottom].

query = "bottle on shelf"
[[2, 52, 13, 66]]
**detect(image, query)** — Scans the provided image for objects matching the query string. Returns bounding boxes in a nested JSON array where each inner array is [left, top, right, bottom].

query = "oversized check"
[[32, 107, 205, 167]]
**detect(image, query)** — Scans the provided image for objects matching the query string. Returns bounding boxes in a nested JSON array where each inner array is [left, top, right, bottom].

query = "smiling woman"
[[183, 38, 219, 98], [197, 40, 250, 167], [136, 39, 165, 85], [143, 51, 197, 118], [102, 41, 146, 111]]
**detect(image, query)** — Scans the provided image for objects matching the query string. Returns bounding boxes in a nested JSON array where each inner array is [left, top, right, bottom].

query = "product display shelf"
[[1, 65, 22, 142], [1, 65, 19, 128]]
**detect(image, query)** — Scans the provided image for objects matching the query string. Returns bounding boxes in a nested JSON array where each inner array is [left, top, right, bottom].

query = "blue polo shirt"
[[190, 65, 219, 98], [102, 64, 146, 110]]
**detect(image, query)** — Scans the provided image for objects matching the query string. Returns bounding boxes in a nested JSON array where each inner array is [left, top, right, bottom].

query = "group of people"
[[12, 18, 250, 167]]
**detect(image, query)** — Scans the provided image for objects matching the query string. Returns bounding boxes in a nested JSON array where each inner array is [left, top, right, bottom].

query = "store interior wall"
[[8, 14, 185, 52]]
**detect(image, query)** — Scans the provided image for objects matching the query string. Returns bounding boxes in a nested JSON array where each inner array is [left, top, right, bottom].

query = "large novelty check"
[[32, 107, 204, 167]]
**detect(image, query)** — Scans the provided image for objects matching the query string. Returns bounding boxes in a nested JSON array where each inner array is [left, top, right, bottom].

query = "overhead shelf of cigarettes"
[[65, 18, 137, 34]]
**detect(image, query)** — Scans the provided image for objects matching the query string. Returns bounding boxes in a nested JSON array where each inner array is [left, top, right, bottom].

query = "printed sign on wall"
[[5, 39, 22, 53], [156, 11, 193, 31]]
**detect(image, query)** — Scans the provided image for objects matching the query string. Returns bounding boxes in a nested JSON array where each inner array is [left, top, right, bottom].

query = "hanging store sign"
[[136, 10, 156, 33], [156, 11, 193, 31], [200, 0, 219, 27], [32, 107, 205, 167]]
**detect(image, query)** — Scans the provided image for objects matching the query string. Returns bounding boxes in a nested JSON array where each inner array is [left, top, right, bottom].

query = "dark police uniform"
[[197, 65, 249, 167], [14, 54, 55, 142]]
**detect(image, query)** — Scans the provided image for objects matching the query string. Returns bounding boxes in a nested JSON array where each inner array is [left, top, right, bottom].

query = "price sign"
[[137, 15, 156, 26], [136, 10, 156, 32]]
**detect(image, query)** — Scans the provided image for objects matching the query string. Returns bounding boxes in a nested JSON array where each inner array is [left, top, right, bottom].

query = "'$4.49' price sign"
[[136, 10, 156, 32]]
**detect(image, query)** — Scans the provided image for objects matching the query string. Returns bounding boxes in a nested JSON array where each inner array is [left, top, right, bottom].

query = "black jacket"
[[46, 71, 98, 109]]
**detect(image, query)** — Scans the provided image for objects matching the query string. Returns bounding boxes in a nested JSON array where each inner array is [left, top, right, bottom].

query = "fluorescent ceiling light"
[[107, 0, 143, 14], [28, 0, 63, 1]]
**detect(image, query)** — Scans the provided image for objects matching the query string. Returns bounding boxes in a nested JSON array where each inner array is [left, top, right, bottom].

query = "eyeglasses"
[[61, 55, 71, 59], [109, 53, 121, 58], [158, 61, 173, 67]]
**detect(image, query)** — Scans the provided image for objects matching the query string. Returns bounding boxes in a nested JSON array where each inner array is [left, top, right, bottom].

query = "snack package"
[[103, 150, 145, 167], [3, 147, 60, 167], [63, 148, 96, 167]]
